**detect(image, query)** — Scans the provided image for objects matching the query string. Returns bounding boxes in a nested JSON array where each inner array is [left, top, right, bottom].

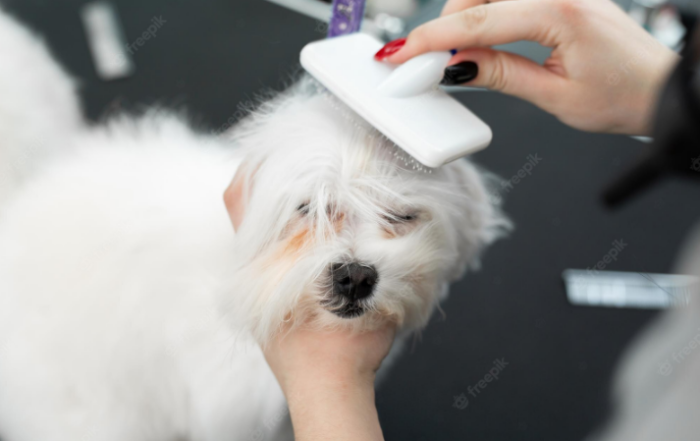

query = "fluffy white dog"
[[0, 9, 509, 441]]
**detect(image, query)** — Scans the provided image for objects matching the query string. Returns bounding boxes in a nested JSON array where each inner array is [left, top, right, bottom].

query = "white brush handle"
[[377, 52, 452, 98]]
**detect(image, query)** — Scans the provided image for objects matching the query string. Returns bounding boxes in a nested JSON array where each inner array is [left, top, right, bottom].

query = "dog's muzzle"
[[325, 262, 378, 318]]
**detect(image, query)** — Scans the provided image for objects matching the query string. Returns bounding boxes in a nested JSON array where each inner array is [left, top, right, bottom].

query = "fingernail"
[[440, 62, 478, 85], [374, 38, 407, 61]]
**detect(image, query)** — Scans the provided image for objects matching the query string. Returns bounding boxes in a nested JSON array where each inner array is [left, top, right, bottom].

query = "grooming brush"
[[300, 11, 492, 168]]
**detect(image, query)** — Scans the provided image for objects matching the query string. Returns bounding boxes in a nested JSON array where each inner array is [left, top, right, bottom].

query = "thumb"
[[443, 48, 566, 108]]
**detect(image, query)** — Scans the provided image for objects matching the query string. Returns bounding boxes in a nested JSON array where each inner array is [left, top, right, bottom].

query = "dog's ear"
[[224, 162, 258, 231]]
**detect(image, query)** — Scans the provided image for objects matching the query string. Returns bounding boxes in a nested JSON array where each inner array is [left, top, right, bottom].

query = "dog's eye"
[[385, 213, 418, 224], [297, 202, 338, 218]]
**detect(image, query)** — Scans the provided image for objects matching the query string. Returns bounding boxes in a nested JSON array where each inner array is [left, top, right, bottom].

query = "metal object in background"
[[80, 2, 134, 80], [603, 11, 699, 207], [265, 0, 408, 40], [563, 269, 698, 309], [327, 0, 366, 37]]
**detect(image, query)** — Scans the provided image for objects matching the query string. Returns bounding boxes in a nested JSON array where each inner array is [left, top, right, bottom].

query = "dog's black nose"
[[331, 263, 378, 301]]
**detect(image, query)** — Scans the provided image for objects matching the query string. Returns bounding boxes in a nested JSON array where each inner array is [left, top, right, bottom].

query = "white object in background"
[[632, 136, 654, 143], [80, 2, 134, 80], [265, 0, 332, 22], [377, 51, 452, 98], [300, 33, 492, 168], [367, 0, 418, 19], [628, 0, 686, 50], [563, 269, 698, 309]]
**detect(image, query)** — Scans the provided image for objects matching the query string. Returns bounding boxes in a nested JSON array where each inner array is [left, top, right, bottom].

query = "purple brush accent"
[[327, 0, 366, 38]]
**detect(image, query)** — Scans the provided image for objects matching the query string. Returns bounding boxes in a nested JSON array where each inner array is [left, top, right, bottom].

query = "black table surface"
[[4, 0, 700, 439]]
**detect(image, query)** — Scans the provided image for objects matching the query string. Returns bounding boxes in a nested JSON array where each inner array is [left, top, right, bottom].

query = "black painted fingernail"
[[440, 62, 478, 85]]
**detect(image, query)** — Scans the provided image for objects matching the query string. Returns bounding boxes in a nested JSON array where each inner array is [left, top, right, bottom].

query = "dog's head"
[[223, 78, 509, 343]]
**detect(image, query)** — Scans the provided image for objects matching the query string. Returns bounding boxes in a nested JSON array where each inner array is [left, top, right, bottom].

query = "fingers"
[[441, 0, 484, 16], [441, 0, 512, 16], [388, 1, 562, 64], [445, 48, 567, 107]]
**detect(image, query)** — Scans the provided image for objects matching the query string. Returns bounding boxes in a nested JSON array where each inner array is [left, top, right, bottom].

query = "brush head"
[[300, 33, 492, 168]]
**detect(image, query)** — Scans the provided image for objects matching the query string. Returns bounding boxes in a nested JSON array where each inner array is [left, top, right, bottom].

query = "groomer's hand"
[[379, 0, 680, 135], [263, 323, 395, 441]]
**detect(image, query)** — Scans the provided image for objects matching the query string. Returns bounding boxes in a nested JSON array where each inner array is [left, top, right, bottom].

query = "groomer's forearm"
[[285, 375, 384, 441]]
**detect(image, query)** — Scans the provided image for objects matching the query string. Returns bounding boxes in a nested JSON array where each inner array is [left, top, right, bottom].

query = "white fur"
[[0, 9, 508, 441], [0, 8, 82, 208], [222, 78, 509, 343]]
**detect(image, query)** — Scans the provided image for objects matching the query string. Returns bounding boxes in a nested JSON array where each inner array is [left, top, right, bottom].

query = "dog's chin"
[[330, 302, 366, 319], [321, 296, 368, 319]]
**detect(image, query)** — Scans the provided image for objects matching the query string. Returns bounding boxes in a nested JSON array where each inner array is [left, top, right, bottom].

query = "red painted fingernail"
[[374, 38, 407, 61]]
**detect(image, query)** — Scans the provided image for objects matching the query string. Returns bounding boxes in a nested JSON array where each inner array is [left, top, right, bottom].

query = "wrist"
[[284, 365, 376, 404], [285, 372, 383, 441]]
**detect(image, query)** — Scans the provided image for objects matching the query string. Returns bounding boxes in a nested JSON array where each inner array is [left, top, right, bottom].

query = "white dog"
[[0, 9, 509, 441]]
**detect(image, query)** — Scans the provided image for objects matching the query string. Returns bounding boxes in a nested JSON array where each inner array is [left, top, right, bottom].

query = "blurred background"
[[2, 0, 699, 439]]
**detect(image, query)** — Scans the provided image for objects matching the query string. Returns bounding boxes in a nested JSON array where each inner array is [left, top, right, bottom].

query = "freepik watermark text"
[[500, 154, 542, 194], [586, 239, 628, 276], [453, 358, 509, 410]]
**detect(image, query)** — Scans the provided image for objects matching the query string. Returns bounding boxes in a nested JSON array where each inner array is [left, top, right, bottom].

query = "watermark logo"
[[453, 393, 469, 410], [607, 71, 621, 87], [691, 156, 700, 172], [453, 358, 509, 410], [658, 360, 673, 376], [248, 428, 265, 441], [658, 327, 700, 376], [606, 43, 654, 86], [0, 142, 43, 188], [314, 20, 329, 35]]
